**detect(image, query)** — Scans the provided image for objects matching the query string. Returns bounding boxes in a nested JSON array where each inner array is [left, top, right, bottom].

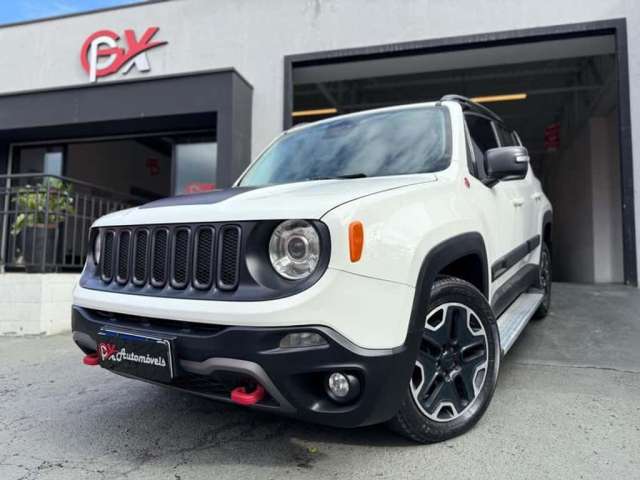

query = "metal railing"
[[0, 174, 145, 273]]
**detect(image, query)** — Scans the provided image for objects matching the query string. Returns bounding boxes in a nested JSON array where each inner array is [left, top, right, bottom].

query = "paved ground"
[[1, 283, 639, 480]]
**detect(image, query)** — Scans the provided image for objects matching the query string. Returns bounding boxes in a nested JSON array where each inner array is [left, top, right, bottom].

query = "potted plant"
[[10, 178, 75, 272]]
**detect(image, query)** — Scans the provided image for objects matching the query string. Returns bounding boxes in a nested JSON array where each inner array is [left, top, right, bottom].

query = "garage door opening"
[[286, 22, 635, 285]]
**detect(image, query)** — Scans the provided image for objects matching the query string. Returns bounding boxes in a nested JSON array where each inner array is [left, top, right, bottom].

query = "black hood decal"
[[139, 187, 261, 209]]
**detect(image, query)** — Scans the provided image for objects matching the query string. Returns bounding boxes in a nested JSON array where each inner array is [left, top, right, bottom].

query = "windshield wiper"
[[307, 173, 368, 181]]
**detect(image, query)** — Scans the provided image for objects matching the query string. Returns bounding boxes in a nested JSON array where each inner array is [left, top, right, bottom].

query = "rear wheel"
[[389, 277, 500, 443], [533, 243, 552, 319]]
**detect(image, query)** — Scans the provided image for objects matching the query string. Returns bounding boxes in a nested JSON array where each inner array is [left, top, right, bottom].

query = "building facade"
[[0, 0, 638, 334]]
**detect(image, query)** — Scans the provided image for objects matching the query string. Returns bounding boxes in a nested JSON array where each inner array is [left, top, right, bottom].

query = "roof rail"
[[440, 94, 503, 123]]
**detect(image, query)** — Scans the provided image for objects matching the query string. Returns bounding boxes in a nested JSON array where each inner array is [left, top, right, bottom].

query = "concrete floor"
[[0, 283, 639, 480]]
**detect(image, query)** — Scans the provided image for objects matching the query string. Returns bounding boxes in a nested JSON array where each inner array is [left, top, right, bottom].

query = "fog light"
[[279, 332, 327, 349], [328, 372, 350, 398], [326, 372, 361, 403]]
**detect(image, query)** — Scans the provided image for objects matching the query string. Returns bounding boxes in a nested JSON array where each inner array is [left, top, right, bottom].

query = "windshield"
[[239, 106, 451, 186]]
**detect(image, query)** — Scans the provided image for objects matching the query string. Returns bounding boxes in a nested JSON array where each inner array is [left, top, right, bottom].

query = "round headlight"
[[93, 232, 102, 265], [269, 220, 320, 280]]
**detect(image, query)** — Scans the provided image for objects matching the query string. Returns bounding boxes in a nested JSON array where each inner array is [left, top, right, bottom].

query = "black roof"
[[439, 94, 503, 124]]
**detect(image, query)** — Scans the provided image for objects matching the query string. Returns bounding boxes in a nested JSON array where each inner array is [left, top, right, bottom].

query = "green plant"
[[11, 178, 75, 235]]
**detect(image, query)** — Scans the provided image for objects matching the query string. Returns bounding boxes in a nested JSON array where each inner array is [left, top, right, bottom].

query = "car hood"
[[93, 174, 437, 227]]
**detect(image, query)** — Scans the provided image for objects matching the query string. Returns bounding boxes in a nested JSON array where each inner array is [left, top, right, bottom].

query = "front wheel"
[[389, 277, 500, 443]]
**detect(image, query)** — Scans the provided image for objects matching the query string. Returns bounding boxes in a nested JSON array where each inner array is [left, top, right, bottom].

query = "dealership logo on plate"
[[80, 27, 167, 82]]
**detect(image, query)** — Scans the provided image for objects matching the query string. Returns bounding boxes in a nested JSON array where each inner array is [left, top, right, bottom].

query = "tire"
[[533, 243, 552, 320], [388, 276, 500, 443]]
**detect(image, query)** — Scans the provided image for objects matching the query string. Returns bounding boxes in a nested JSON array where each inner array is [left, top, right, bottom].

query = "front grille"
[[97, 223, 242, 293]]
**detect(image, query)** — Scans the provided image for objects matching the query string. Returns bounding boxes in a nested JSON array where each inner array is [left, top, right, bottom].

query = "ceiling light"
[[471, 93, 528, 103], [292, 108, 338, 118]]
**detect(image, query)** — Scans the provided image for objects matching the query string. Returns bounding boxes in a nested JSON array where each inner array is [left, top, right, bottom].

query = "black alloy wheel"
[[389, 277, 500, 443]]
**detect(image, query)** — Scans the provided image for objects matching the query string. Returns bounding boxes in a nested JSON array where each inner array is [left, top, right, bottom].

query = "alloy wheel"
[[410, 303, 489, 422]]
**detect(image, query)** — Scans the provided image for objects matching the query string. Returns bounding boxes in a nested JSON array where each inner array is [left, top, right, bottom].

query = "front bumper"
[[72, 306, 417, 428]]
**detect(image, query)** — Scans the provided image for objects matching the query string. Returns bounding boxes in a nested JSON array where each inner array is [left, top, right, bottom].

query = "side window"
[[495, 124, 518, 147], [465, 114, 498, 152], [464, 114, 497, 181]]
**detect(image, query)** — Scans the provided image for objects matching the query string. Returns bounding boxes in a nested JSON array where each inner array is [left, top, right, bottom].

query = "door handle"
[[532, 192, 542, 201], [512, 198, 525, 207]]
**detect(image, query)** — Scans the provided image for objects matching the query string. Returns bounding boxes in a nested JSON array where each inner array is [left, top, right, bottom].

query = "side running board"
[[496, 292, 544, 354]]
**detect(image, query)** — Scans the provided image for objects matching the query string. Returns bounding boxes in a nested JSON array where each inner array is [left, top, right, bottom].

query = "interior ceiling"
[[292, 35, 617, 158]]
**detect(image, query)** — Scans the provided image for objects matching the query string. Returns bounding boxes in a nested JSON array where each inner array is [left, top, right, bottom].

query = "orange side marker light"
[[349, 221, 364, 262]]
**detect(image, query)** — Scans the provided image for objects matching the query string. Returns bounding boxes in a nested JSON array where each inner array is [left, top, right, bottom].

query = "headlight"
[[93, 231, 102, 265], [269, 220, 320, 280]]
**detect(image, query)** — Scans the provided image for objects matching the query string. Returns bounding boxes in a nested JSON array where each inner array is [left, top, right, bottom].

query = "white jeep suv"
[[72, 95, 552, 443]]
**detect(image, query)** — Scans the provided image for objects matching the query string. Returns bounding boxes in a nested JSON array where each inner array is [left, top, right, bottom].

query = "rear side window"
[[495, 124, 518, 147], [465, 114, 498, 152]]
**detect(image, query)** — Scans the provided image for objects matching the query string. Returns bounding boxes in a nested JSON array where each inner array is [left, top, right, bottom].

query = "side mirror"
[[485, 146, 529, 182]]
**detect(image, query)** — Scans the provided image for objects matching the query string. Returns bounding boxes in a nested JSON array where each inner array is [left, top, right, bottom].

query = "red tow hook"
[[231, 384, 265, 406], [83, 353, 100, 366]]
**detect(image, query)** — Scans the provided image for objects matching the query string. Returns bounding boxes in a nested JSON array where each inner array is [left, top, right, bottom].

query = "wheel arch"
[[405, 232, 489, 342]]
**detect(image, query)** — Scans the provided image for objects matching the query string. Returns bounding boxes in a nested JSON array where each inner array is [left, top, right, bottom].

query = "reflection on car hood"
[[93, 174, 437, 226]]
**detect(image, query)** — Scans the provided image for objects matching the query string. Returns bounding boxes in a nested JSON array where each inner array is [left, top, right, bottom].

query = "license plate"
[[97, 329, 175, 383]]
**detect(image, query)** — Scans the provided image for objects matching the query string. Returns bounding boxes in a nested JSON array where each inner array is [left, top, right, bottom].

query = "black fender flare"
[[403, 231, 489, 347]]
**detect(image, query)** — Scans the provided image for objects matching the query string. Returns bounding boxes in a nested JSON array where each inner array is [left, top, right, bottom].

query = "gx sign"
[[80, 27, 167, 82]]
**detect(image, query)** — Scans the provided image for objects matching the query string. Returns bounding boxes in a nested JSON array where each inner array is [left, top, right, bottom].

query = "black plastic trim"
[[150, 228, 170, 288], [116, 230, 132, 285], [170, 227, 192, 290], [405, 232, 489, 342], [491, 263, 539, 318], [192, 226, 216, 290], [491, 234, 541, 282], [217, 225, 242, 291], [131, 228, 150, 286], [100, 231, 115, 283], [72, 306, 413, 428]]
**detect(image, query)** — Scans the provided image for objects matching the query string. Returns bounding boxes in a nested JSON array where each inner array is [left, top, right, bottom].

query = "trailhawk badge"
[[80, 27, 167, 82]]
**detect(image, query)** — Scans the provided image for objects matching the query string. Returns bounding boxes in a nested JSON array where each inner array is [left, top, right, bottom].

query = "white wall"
[[0, 0, 639, 279], [0, 274, 79, 335]]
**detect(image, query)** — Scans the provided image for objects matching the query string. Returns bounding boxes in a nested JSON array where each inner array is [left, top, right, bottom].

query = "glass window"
[[495, 124, 518, 147], [465, 115, 498, 153], [239, 106, 451, 187], [13, 146, 64, 183], [174, 142, 217, 195]]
